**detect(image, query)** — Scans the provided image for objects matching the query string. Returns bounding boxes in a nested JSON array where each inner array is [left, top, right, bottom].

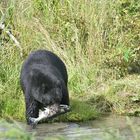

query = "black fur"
[[20, 50, 69, 124]]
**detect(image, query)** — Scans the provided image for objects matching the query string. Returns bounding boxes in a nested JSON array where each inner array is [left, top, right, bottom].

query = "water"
[[1, 114, 140, 140], [26, 114, 140, 140]]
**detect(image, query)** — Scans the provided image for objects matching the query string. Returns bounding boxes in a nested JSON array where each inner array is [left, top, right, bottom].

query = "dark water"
[[1, 114, 140, 140], [26, 114, 140, 140]]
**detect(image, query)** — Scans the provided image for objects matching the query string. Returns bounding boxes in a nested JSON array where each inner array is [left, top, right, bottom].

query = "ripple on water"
[[1, 114, 140, 140], [27, 115, 140, 140]]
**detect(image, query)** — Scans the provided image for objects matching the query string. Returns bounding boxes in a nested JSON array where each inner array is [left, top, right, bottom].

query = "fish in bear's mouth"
[[29, 104, 70, 127]]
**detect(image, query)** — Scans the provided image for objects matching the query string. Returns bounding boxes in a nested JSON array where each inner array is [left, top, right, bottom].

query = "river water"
[[26, 114, 140, 140], [1, 114, 140, 140]]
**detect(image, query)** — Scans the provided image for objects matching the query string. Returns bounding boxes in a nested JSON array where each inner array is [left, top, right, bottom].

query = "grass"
[[0, 0, 140, 122]]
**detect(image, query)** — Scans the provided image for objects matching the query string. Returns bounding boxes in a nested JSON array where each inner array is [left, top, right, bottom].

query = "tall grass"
[[0, 0, 140, 120]]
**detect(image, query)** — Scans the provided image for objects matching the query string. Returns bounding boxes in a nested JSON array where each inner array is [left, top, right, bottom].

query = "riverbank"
[[0, 0, 140, 122]]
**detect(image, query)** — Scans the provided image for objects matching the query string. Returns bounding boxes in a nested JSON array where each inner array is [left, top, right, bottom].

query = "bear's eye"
[[42, 84, 48, 91], [42, 83, 45, 89], [57, 82, 62, 90]]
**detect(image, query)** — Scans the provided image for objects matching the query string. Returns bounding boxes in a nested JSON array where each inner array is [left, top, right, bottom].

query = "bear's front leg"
[[25, 95, 39, 125]]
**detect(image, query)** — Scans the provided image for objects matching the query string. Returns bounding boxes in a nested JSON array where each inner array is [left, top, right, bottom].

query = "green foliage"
[[0, 48, 25, 120], [0, 0, 140, 121], [102, 75, 140, 115], [66, 100, 98, 121]]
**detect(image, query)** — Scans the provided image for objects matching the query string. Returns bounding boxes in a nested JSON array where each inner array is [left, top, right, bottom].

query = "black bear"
[[20, 50, 70, 125]]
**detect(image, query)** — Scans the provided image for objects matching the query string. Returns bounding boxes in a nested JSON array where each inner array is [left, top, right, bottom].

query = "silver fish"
[[29, 104, 70, 126]]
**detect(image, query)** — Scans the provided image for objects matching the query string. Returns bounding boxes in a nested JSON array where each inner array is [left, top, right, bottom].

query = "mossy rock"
[[54, 99, 99, 122]]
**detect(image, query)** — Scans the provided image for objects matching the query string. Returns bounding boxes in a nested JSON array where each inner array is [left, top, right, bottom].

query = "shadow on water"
[[25, 114, 140, 140], [1, 114, 140, 140]]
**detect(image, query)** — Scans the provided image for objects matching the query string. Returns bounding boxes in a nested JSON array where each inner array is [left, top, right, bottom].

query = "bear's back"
[[22, 50, 67, 82]]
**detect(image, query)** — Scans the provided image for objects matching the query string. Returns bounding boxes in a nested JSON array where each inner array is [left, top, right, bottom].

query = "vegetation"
[[0, 0, 140, 122]]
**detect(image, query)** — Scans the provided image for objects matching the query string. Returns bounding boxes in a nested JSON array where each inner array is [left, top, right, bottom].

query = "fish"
[[29, 104, 70, 128]]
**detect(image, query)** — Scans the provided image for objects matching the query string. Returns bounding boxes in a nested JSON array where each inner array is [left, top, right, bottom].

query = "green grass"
[[0, 0, 140, 122]]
